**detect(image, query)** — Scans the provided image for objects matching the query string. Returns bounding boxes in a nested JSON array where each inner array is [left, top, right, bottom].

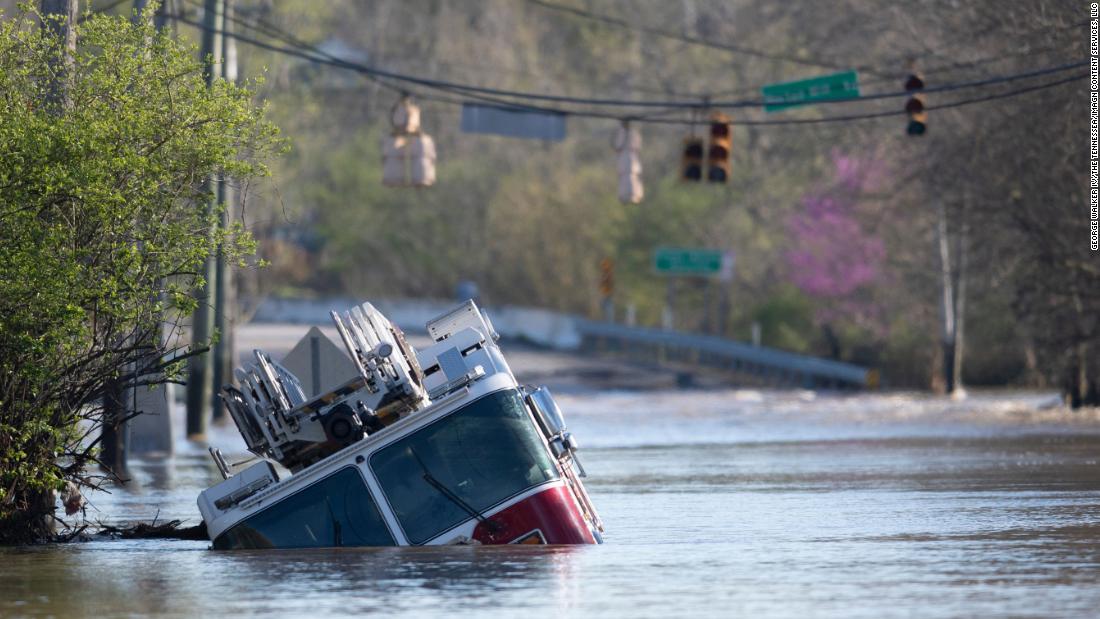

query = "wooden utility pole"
[[153, 0, 173, 31], [47, 0, 133, 470], [185, 0, 222, 440], [38, 0, 78, 532], [936, 197, 958, 395], [100, 0, 172, 472], [41, 0, 77, 112], [952, 197, 969, 397], [211, 0, 237, 420]]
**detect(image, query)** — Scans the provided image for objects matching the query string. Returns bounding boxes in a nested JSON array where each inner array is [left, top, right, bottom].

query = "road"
[[236, 322, 700, 393]]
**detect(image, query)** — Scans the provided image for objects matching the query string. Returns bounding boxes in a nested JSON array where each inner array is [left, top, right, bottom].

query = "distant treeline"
[[212, 0, 1088, 397]]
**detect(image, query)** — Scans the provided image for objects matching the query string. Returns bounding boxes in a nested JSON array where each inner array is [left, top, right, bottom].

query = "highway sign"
[[653, 248, 733, 279], [762, 70, 859, 112], [461, 103, 567, 141]]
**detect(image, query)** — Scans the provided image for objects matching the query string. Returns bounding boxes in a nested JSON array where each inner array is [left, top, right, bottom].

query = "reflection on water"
[[1, 542, 585, 617], [3, 391, 1100, 618]]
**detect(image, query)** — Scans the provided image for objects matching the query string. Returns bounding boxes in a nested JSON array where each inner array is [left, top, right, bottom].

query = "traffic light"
[[681, 136, 704, 181], [408, 134, 436, 186], [613, 121, 643, 204], [599, 258, 614, 298], [904, 74, 926, 136], [382, 97, 436, 186], [382, 134, 408, 186], [707, 113, 731, 183]]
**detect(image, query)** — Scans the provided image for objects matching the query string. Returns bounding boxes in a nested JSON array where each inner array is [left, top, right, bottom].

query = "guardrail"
[[574, 319, 877, 390], [250, 297, 877, 389]]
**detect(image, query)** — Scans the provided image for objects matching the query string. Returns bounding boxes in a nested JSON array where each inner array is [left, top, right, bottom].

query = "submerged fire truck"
[[197, 301, 603, 548]]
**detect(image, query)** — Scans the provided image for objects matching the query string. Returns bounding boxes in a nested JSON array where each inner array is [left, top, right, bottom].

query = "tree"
[[222, 0, 1082, 392], [0, 5, 281, 544], [786, 151, 887, 358], [897, 0, 1089, 401]]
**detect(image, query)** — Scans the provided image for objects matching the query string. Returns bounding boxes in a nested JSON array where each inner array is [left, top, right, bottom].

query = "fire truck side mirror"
[[526, 386, 567, 438]]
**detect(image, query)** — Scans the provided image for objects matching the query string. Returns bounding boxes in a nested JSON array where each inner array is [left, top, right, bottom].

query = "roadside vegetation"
[[0, 6, 279, 544], [232, 1, 1088, 396], [0, 0, 1091, 543]]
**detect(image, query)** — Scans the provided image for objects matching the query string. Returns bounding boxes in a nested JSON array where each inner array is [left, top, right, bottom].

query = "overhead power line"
[[166, 13, 1085, 127], [703, 72, 1086, 127], [525, 0, 1087, 97], [169, 12, 1084, 110], [408, 72, 1086, 127], [523, 0, 894, 78], [192, 3, 1088, 111], [201, 0, 702, 100]]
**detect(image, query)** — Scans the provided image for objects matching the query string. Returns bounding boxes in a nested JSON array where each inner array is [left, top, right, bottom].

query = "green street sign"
[[653, 248, 733, 279], [762, 70, 860, 112]]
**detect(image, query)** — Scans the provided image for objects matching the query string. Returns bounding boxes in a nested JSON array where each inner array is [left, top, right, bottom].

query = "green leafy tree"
[[0, 6, 281, 543]]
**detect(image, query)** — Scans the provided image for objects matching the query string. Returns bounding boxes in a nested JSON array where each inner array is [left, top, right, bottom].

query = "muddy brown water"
[[2, 390, 1100, 618]]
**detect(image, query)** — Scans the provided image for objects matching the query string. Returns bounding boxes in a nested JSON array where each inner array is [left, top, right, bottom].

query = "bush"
[[0, 6, 280, 543]]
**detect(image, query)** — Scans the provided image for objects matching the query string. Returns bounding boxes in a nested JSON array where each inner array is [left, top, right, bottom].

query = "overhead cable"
[[165, 13, 1085, 127]]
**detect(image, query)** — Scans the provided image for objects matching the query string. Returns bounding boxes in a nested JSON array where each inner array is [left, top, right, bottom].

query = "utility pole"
[[100, 1, 160, 474], [211, 0, 236, 420], [952, 220, 968, 397], [662, 278, 676, 330], [49, 0, 131, 471], [936, 197, 957, 395], [185, 0, 222, 440], [38, 0, 77, 533], [41, 0, 77, 112], [951, 184, 971, 399], [907, 61, 960, 397], [153, 0, 172, 31]]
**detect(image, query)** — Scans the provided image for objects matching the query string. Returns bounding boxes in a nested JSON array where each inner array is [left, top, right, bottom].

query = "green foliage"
[[742, 286, 816, 353], [0, 6, 280, 543], [241, 0, 1081, 394]]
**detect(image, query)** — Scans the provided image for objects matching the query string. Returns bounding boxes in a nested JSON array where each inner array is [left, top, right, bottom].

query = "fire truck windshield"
[[371, 389, 559, 544]]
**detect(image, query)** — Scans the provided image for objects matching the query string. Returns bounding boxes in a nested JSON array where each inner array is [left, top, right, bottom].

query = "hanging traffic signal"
[[904, 74, 926, 136], [613, 121, 643, 204], [707, 112, 731, 183], [599, 258, 614, 298], [681, 136, 704, 182], [383, 97, 436, 186]]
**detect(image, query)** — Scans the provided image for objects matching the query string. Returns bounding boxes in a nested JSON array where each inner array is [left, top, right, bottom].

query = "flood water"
[[3, 389, 1100, 618]]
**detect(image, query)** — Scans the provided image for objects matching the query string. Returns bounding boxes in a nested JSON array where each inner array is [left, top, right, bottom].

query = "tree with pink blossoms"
[[785, 151, 887, 357]]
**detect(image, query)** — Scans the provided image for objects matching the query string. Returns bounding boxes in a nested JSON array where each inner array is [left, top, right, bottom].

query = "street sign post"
[[762, 70, 860, 112], [653, 248, 734, 279]]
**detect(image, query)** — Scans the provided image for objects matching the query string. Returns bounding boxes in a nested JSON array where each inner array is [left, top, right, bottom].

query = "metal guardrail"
[[574, 319, 877, 389], [250, 297, 878, 389]]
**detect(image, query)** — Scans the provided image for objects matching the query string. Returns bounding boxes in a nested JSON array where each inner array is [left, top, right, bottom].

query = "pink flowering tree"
[[786, 151, 887, 354]]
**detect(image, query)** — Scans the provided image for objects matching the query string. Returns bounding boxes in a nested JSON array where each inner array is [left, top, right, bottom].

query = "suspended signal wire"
[[522, 0, 895, 78], [220, 2, 750, 101], [180, 4, 858, 108], [289, 52, 1087, 130], [166, 13, 1085, 126], [690, 72, 1086, 127], [704, 44, 1076, 98], [252, 0, 1082, 105], [191, 2, 1086, 113], [203, 0, 697, 101], [525, 0, 1086, 96], [410, 72, 1086, 127]]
